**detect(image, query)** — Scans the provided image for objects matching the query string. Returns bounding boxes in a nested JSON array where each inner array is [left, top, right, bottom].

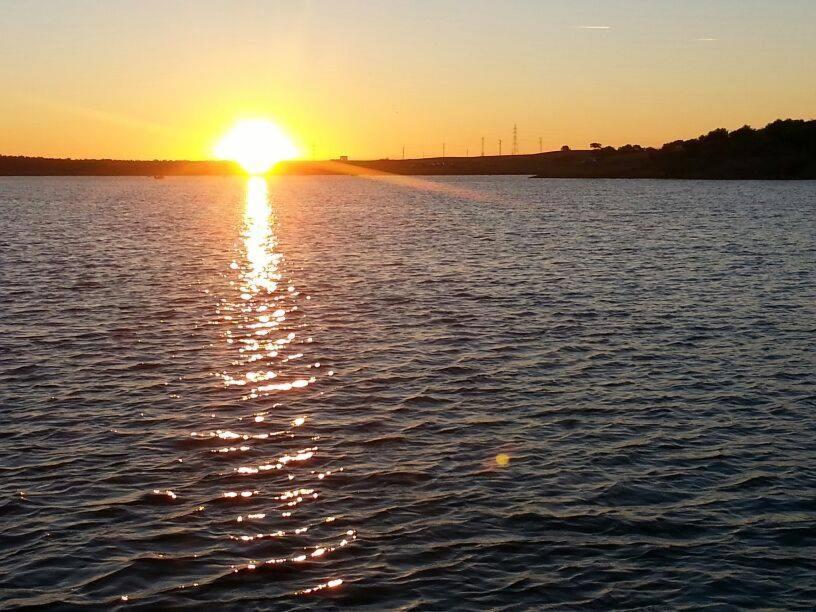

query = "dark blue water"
[[1, 176, 815, 610]]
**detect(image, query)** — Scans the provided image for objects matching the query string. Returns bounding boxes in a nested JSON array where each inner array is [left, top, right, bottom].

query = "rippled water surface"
[[1, 176, 815, 610]]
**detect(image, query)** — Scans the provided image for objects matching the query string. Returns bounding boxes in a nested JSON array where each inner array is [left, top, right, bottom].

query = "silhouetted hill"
[[0, 157, 236, 176], [1, 120, 814, 178], [0, 152, 575, 177], [533, 119, 816, 179]]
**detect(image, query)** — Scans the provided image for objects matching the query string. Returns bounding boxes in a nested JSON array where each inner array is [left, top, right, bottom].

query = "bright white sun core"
[[214, 119, 300, 174]]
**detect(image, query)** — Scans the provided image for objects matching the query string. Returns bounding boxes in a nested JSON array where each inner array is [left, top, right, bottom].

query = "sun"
[[214, 119, 300, 174]]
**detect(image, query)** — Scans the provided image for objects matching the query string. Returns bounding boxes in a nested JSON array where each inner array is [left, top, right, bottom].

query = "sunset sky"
[[1, 0, 814, 160]]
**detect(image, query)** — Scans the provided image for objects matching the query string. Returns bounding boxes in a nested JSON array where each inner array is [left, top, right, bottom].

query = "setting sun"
[[214, 120, 299, 174]]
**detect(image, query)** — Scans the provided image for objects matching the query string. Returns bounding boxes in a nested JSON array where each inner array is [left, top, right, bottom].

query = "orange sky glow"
[[1, 1, 814, 160]]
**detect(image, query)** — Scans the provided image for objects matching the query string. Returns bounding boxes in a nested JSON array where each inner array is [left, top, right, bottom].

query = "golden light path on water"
[[222, 177, 317, 395], [243, 176, 281, 295], [185, 176, 350, 598]]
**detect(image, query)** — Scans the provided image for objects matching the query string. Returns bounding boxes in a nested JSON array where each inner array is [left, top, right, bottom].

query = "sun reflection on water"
[[173, 177, 349, 598], [242, 177, 281, 295], [217, 178, 316, 398]]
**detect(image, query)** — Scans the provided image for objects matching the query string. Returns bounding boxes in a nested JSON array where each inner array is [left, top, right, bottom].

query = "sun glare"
[[215, 120, 299, 174]]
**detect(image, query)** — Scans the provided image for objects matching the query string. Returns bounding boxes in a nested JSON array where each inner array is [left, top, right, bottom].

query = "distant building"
[[336, 155, 348, 161]]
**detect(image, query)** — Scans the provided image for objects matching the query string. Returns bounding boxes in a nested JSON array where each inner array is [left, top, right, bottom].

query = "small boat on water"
[[153, 175, 165, 179]]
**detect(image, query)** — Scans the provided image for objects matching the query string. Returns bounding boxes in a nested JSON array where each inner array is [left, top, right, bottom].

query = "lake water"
[[1, 176, 815, 610]]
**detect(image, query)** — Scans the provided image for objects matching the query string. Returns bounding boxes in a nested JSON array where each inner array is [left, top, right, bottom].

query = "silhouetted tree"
[[661, 140, 685, 153], [651, 119, 816, 178], [560, 145, 571, 151], [590, 142, 602, 150]]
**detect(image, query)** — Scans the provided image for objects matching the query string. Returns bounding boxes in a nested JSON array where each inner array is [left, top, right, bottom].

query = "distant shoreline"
[[0, 151, 588, 178], [0, 150, 813, 180], [2, 119, 814, 179]]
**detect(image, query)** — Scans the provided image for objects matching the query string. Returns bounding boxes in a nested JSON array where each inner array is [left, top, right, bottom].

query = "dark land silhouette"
[[1, 119, 814, 178]]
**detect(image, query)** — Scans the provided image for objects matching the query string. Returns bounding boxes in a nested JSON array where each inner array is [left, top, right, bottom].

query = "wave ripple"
[[1, 176, 815, 609]]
